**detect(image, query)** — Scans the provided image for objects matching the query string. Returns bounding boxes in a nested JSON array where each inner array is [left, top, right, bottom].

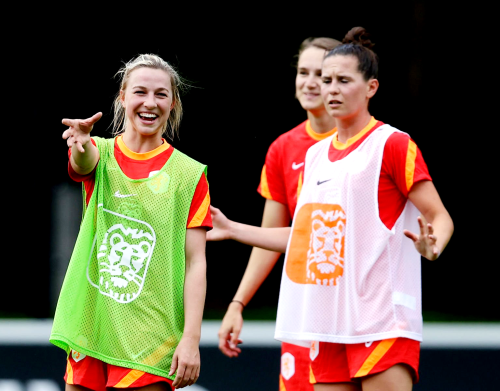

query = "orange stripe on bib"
[[354, 338, 397, 377]]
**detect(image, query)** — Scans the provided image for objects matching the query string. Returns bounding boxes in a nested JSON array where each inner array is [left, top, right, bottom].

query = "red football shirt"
[[257, 120, 336, 218], [327, 117, 432, 229], [68, 136, 212, 230]]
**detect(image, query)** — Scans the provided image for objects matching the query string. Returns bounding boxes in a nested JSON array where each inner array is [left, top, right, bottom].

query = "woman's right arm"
[[62, 112, 102, 175], [216, 200, 290, 357], [207, 204, 291, 252]]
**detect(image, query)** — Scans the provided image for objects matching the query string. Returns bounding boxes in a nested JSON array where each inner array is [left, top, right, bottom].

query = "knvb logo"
[[286, 203, 346, 286], [87, 208, 156, 303]]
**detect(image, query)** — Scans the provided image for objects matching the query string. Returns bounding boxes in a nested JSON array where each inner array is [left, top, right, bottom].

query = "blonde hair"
[[112, 53, 186, 140]]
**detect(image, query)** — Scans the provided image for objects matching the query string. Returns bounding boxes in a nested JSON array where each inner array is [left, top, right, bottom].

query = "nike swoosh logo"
[[114, 190, 137, 198], [292, 162, 304, 170], [130, 348, 148, 360], [317, 179, 332, 185]]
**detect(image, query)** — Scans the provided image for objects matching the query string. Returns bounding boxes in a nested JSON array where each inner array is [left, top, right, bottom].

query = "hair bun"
[[342, 27, 375, 49]]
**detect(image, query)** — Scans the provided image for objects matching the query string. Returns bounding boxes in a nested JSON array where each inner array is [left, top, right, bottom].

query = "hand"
[[62, 112, 102, 153], [206, 205, 232, 241], [217, 302, 244, 358], [169, 336, 200, 388], [404, 215, 440, 261]]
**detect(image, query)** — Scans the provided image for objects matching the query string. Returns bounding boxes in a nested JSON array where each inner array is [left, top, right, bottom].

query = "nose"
[[143, 93, 157, 109], [305, 74, 319, 88], [325, 80, 340, 96]]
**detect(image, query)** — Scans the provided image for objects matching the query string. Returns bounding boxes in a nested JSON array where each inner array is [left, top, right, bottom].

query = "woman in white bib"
[[208, 27, 454, 391]]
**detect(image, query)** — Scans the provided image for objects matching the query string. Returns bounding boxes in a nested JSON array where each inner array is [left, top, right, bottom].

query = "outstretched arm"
[[217, 200, 290, 357], [170, 228, 207, 388], [62, 112, 102, 175], [405, 180, 454, 261], [207, 206, 291, 253]]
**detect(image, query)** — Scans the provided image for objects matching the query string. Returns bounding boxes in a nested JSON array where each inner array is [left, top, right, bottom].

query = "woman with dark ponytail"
[[208, 27, 454, 390]]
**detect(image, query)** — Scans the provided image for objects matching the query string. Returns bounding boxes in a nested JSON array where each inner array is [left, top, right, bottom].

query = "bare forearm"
[[70, 142, 99, 175], [183, 256, 206, 340], [425, 211, 454, 256], [232, 247, 281, 304], [229, 221, 290, 253]]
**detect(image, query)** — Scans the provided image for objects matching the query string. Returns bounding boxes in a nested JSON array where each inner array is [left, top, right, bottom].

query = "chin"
[[300, 101, 323, 112]]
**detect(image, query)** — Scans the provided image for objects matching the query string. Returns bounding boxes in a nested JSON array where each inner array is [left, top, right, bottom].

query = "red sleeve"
[[187, 172, 212, 230], [256, 138, 287, 205], [68, 138, 97, 206], [379, 132, 432, 229], [382, 132, 432, 196]]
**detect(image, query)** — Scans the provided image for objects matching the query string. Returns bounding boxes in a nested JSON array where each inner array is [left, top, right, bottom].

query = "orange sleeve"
[[187, 172, 212, 230]]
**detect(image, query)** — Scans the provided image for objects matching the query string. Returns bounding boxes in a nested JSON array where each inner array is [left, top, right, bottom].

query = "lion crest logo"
[[286, 203, 346, 286], [87, 207, 156, 303]]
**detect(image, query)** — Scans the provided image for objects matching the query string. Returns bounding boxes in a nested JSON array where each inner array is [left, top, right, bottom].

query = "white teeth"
[[139, 113, 157, 118]]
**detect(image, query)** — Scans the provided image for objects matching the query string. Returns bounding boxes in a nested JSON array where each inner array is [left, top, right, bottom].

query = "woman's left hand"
[[169, 336, 200, 388], [404, 215, 440, 261]]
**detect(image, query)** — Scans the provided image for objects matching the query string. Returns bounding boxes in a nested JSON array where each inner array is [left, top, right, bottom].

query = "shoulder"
[[370, 124, 413, 148], [268, 121, 308, 149], [379, 125, 415, 151], [171, 149, 207, 181]]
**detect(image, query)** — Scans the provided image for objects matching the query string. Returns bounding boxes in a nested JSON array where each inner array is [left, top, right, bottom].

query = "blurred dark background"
[[2, 2, 496, 322]]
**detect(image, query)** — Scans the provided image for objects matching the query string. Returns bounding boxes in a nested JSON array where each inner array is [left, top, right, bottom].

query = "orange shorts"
[[280, 342, 314, 391], [310, 338, 420, 385], [64, 350, 173, 391]]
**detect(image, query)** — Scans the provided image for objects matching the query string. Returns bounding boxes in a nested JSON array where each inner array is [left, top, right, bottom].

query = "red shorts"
[[310, 338, 420, 385], [280, 342, 314, 391], [64, 350, 173, 391]]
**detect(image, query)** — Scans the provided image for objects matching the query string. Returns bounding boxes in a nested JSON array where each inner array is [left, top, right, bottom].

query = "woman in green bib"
[[51, 54, 210, 390]]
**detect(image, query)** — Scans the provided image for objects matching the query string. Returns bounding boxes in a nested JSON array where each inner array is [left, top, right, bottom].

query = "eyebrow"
[[132, 85, 170, 91], [298, 66, 322, 71]]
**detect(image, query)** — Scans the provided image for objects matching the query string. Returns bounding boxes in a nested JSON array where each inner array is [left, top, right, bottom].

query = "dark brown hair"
[[325, 27, 379, 80]]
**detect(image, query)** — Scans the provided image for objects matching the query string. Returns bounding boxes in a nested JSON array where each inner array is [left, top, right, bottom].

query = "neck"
[[121, 130, 164, 153], [307, 108, 336, 134], [336, 111, 372, 143]]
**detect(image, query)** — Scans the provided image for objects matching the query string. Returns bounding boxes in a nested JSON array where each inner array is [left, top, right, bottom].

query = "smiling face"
[[295, 47, 328, 113], [120, 67, 174, 139], [320, 54, 378, 120]]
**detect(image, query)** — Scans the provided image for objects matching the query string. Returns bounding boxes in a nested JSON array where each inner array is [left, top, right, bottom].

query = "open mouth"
[[138, 113, 159, 123]]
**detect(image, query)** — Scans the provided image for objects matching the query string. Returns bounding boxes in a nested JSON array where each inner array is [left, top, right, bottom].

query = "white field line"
[[0, 320, 499, 348]]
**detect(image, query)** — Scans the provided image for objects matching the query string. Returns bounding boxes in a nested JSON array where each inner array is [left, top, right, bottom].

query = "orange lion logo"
[[286, 203, 346, 286]]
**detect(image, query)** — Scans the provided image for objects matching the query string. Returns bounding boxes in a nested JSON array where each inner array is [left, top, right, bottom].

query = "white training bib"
[[275, 125, 422, 346]]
